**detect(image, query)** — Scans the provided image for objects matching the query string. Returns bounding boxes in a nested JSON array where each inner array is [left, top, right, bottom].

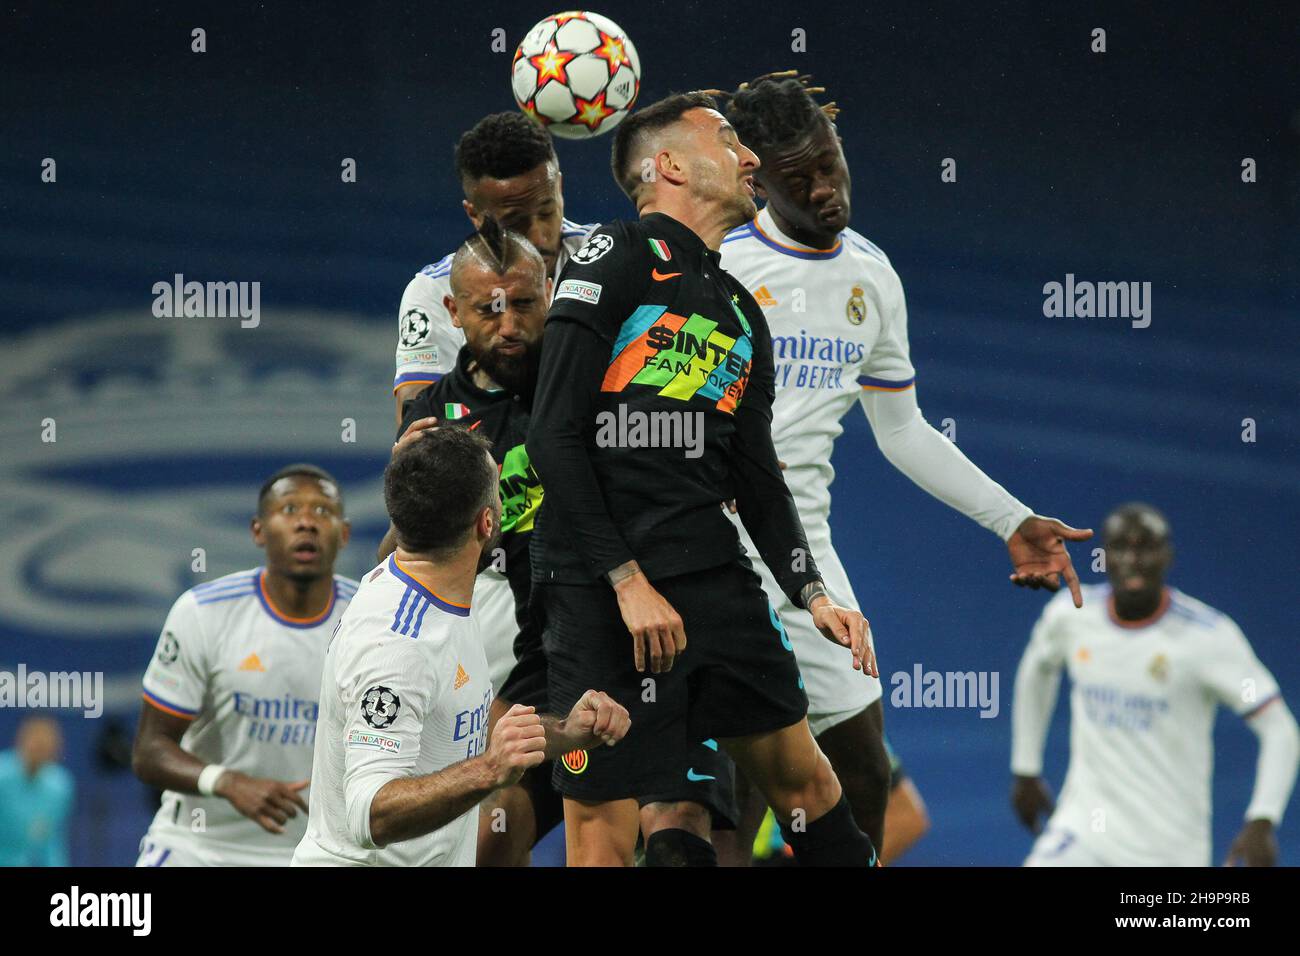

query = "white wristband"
[[197, 764, 228, 797]]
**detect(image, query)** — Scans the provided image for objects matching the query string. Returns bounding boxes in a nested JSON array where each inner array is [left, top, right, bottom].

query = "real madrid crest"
[[1148, 653, 1169, 682], [846, 285, 867, 325]]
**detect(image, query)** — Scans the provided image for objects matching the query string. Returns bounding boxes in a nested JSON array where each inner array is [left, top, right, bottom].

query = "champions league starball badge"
[[361, 685, 401, 729]]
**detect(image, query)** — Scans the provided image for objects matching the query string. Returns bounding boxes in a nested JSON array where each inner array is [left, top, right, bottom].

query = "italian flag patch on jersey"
[[444, 402, 471, 420], [648, 238, 671, 262]]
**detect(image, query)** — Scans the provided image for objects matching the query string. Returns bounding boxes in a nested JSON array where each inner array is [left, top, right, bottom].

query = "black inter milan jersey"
[[398, 346, 541, 625], [527, 212, 821, 607]]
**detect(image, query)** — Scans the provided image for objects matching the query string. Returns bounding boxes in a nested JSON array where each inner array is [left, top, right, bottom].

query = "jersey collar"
[[749, 205, 844, 260], [641, 212, 715, 265], [386, 554, 472, 617], [255, 568, 336, 628], [1107, 586, 1172, 630]]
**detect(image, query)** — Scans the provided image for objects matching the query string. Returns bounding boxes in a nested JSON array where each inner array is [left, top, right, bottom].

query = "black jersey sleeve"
[[545, 221, 649, 345], [526, 314, 637, 581], [727, 287, 823, 608]]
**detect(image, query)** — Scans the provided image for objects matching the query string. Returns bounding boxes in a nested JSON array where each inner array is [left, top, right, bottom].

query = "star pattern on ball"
[[592, 31, 630, 75], [573, 91, 615, 131], [529, 43, 576, 86]]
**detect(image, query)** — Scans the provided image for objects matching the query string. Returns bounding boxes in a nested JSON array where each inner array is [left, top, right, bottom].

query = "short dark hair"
[[723, 71, 837, 160], [455, 112, 556, 184], [384, 427, 496, 557], [610, 91, 720, 201], [258, 463, 342, 516], [1105, 501, 1172, 542]]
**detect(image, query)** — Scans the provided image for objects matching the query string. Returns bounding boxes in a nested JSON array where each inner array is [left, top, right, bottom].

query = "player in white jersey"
[[391, 112, 596, 741], [132, 464, 356, 866], [716, 73, 1093, 858], [1012, 503, 1299, 866], [393, 112, 597, 417], [294, 426, 628, 866]]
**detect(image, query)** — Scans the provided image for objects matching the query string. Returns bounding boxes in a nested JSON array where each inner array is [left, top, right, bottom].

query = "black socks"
[[644, 828, 719, 867], [779, 795, 880, 867]]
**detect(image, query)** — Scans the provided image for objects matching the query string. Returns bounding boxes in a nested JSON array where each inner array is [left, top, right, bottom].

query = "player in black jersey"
[[527, 93, 881, 867], [387, 219, 734, 865]]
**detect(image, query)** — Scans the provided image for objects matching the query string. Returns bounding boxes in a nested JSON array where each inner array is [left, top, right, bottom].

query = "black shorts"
[[542, 557, 807, 811], [519, 760, 566, 842], [498, 630, 548, 710]]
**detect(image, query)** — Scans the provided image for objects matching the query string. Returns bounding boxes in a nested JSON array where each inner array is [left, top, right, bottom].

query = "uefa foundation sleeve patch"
[[555, 279, 602, 305]]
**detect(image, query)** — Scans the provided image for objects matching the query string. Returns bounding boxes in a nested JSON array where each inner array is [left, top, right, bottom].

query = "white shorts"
[[474, 570, 519, 693], [136, 836, 203, 867], [1024, 826, 1107, 867], [747, 532, 881, 729]]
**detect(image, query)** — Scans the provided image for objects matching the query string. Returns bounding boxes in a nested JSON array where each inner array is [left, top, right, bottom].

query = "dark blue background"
[[1, 0, 1296, 865]]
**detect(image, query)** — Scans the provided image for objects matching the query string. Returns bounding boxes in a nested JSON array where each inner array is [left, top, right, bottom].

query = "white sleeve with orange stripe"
[[1201, 616, 1299, 823], [141, 591, 209, 721], [394, 269, 461, 394], [857, 268, 1032, 542]]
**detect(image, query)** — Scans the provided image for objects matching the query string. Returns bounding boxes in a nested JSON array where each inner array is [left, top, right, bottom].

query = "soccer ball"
[[511, 11, 641, 140]]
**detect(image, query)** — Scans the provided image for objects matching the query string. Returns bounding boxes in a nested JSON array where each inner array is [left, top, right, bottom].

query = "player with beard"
[[388, 219, 735, 865], [1012, 503, 1298, 866], [393, 112, 596, 419], [389, 114, 595, 759], [714, 72, 1093, 860], [133, 465, 356, 866], [527, 92, 880, 867], [294, 428, 629, 867]]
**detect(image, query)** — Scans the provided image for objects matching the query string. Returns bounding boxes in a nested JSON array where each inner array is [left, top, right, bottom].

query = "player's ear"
[[544, 275, 554, 301], [250, 515, 266, 548], [339, 519, 352, 549], [657, 148, 686, 187], [477, 505, 494, 542], [445, 294, 462, 330], [462, 198, 479, 225]]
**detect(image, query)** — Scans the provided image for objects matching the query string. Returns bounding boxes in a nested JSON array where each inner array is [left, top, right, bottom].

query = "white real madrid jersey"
[[292, 555, 491, 867], [139, 567, 358, 865], [394, 219, 597, 392], [1016, 585, 1282, 866], [718, 205, 915, 532]]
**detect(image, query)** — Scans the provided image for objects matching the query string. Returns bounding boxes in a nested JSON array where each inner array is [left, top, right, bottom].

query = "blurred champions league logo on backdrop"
[[0, 309, 391, 639]]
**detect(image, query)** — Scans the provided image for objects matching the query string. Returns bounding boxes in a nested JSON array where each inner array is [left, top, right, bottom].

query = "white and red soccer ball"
[[511, 11, 641, 140]]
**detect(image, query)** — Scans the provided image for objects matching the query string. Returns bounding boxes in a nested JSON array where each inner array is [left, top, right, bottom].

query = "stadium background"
[[1, 1, 1296, 866]]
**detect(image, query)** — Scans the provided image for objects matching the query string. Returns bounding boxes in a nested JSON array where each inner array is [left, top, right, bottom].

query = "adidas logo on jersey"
[[752, 285, 777, 308], [238, 653, 266, 672], [454, 663, 470, 689]]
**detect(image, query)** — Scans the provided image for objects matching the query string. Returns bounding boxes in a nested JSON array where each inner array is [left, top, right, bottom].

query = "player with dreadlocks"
[[715, 71, 1093, 863]]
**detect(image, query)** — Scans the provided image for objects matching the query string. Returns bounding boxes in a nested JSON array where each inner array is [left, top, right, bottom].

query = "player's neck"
[[640, 198, 731, 251], [767, 204, 838, 251], [391, 548, 477, 609], [1111, 585, 1167, 622], [466, 358, 500, 392], [261, 568, 335, 619]]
